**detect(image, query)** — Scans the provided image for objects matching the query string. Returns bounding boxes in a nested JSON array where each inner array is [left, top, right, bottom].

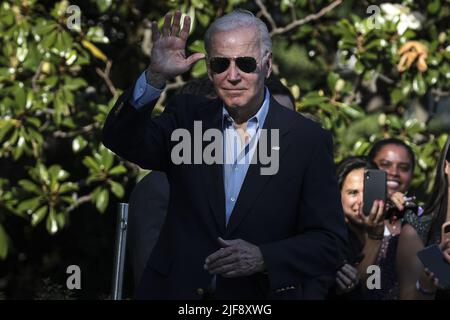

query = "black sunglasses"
[[209, 56, 257, 74]]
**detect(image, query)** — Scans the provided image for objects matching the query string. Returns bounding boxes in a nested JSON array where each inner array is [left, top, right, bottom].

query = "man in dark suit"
[[103, 9, 347, 299], [127, 75, 297, 288]]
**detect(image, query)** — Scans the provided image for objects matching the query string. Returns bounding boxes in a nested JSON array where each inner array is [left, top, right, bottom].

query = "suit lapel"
[[225, 98, 292, 237], [200, 99, 227, 235]]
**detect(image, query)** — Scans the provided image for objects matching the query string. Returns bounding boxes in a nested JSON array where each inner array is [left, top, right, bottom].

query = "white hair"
[[204, 9, 272, 58]]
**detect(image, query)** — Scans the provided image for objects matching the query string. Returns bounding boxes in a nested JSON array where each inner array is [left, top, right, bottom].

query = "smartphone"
[[363, 169, 387, 216], [417, 244, 450, 288]]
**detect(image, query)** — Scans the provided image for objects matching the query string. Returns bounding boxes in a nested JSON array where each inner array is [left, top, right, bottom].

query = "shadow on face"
[[207, 27, 271, 113]]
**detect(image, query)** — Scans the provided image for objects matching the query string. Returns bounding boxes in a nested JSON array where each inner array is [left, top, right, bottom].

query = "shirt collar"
[[222, 87, 270, 129]]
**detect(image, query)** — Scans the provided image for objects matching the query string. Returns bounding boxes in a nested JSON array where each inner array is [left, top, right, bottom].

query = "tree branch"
[[255, 0, 277, 31], [96, 60, 118, 98], [269, 0, 343, 37], [31, 61, 43, 91], [53, 123, 98, 138], [66, 194, 92, 213]]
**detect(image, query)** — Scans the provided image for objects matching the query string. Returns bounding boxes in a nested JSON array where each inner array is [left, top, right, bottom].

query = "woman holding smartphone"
[[331, 156, 385, 298], [363, 138, 419, 299], [397, 136, 450, 299]]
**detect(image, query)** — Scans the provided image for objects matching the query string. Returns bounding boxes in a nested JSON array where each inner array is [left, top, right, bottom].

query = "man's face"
[[373, 144, 413, 196], [207, 27, 271, 112]]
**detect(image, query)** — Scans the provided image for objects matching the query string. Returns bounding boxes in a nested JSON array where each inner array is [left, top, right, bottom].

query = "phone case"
[[417, 244, 450, 288], [363, 169, 387, 216]]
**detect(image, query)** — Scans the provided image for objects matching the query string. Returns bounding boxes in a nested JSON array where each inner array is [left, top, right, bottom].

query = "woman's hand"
[[417, 240, 450, 295], [390, 192, 406, 211], [359, 200, 385, 238], [336, 264, 359, 294]]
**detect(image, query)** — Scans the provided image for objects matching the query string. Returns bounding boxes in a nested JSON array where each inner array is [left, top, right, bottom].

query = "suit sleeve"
[[102, 89, 179, 172], [259, 130, 348, 291]]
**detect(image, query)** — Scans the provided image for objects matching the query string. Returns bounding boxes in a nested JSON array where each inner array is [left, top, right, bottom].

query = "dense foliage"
[[0, 0, 449, 298]]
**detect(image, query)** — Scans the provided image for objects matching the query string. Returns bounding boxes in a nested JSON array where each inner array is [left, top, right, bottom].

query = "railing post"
[[111, 202, 128, 300]]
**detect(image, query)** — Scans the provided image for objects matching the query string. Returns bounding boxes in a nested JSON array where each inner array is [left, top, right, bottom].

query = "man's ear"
[[206, 62, 214, 82], [445, 160, 449, 175]]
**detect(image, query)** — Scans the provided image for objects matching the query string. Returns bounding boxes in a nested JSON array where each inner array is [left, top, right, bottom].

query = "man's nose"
[[227, 61, 241, 82]]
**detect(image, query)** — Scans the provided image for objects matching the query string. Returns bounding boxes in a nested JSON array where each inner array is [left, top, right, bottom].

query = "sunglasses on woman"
[[209, 56, 258, 74]]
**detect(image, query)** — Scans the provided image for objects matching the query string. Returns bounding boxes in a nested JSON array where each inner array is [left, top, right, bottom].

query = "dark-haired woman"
[[331, 156, 385, 299], [363, 138, 419, 299], [397, 136, 450, 299]]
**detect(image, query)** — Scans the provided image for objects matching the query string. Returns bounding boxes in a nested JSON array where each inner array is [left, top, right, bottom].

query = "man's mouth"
[[224, 88, 245, 93]]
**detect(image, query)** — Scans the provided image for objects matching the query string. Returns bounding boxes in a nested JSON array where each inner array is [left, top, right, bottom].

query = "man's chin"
[[223, 99, 244, 109]]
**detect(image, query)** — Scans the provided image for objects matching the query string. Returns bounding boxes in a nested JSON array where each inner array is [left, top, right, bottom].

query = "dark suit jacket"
[[128, 171, 169, 287], [102, 90, 348, 300]]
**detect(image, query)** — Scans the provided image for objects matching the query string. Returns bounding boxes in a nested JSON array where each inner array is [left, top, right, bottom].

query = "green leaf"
[[46, 208, 59, 234], [41, 31, 57, 49], [48, 165, 63, 192], [83, 156, 101, 172], [390, 88, 404, 105], [96, 0, 113, 13], [72, 135, 88, 153], [402, 82, 412, 96], [86, 26, 109, 43], [0, 224, 8, 259], [191, 60, 207, 78], [335, 102, 364, 118], [17, 196, 42, 214], [95, 188, 109, 213], [35, 21, 57, 35], [109, 165, 127, 176], [31, 206, 48, 226], [412, 73, 427, 95], [48, 165, 68, 181], [109, 181, 124, 198], [55, 212, 66, 229], [354, 60, 364, 74], [100, 147, 114, 171], [18, 179, 42, 194], [188, 40, 206, 54], [15, 86, 26, 109], [427, 0, 441, 14], [0, 120, 14, 142], [195, 11, 210, 27], [301, 92, 329, 107], [327, 72, 339, 94], [318, 103, 336, 114], [37, 163, 50, 185], [26, 117, 42, 128], [59, 182, 78, 194], [64, 77, 87, 91]]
